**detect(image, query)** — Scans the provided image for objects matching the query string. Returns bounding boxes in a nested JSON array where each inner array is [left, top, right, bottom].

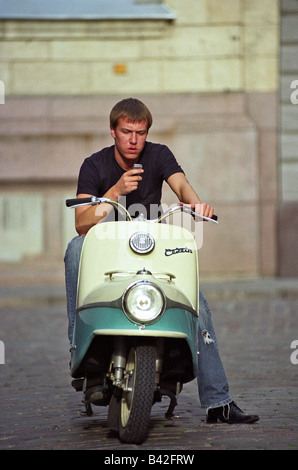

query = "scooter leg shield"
[[70, 305, 198, 383]]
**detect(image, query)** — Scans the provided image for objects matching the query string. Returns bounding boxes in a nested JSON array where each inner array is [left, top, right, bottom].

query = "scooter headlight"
[[122, 281, 165, 325]]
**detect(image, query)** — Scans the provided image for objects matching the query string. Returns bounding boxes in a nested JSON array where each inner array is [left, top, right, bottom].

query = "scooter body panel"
[[71, 220, 200, 383], [77, 221, 199, 312], [70, 305, 198, 380]]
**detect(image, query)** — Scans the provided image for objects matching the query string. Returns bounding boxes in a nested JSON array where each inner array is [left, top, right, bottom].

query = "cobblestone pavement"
[[0, 265, 297, 451]]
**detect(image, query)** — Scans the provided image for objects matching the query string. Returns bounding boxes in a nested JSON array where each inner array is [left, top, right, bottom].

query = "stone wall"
[[0, 0, 281, 278]]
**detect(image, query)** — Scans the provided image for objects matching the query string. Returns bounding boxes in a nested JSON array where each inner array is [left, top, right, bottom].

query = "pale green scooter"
[[66, 196, 217, 444]]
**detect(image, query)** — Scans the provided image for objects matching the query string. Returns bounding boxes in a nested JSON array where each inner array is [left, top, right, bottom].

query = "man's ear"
[[110, 126, 116, 139]]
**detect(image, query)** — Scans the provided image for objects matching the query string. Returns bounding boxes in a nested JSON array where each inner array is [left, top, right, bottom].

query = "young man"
[[65, 98, 259, 424]]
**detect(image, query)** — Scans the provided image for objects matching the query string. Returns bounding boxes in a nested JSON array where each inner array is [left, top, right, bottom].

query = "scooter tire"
[[119, 343, 156, 444]]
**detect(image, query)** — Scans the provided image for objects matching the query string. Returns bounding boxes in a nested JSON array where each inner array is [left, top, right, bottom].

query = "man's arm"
[[74, 193, 110, 236], [75, 168, 144, 235], [167, 172, 214, 218]]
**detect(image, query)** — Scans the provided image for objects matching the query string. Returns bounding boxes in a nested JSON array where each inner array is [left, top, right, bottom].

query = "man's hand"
[[178, 202, 214, 220], [113, 168, 144, 197], [167, 173, 214, 220]]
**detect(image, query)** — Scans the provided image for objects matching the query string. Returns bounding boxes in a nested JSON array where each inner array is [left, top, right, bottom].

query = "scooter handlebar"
[[65, 198, 218, 223], [65, 196, 133, 221], [182, 207, 218, 223], [156, 205, 218, 224], [66, 197, 95, 207]]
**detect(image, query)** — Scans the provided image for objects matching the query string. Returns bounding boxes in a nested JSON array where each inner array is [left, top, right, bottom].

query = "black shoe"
[[206, 401, 259, 424], [85, 385, 109, 406], [71, 378, 84, 391]]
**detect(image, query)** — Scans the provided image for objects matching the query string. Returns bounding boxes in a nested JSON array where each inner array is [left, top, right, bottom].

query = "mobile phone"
[[133, 164, 143, 170]]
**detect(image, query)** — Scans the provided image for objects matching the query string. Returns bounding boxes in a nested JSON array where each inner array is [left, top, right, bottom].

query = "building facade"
[[0, 0, 295, 278]]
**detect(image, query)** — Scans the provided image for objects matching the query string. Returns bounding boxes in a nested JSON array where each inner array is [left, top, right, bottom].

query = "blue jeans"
[[64, 236, 232, 410]]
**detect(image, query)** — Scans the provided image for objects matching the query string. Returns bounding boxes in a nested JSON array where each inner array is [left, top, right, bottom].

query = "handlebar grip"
[[65, 197, 93, 207]]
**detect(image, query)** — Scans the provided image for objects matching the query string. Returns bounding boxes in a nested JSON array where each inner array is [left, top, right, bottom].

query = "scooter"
[[65, 196, 217, 444]]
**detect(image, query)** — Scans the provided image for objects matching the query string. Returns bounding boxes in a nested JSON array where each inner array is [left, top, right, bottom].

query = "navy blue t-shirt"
[[76, 141, 184, 219]]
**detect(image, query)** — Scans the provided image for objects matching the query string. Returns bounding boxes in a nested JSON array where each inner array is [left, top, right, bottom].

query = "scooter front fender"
[[70, 306, 198, 380]]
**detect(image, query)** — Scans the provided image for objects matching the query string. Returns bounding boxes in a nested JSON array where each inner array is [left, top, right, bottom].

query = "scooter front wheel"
[[119, 343, 156, 444]]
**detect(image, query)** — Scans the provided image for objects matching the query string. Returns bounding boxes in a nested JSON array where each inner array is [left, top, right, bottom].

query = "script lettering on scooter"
[[165, 247, 193, 257]]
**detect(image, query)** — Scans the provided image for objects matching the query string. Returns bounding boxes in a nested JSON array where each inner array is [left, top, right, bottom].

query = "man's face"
[[110, 117, 148, 165]]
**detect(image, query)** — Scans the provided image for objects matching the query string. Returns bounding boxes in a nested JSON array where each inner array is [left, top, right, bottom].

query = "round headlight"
[[129, 232, 155, 254], [122, 281, 165, 325]]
